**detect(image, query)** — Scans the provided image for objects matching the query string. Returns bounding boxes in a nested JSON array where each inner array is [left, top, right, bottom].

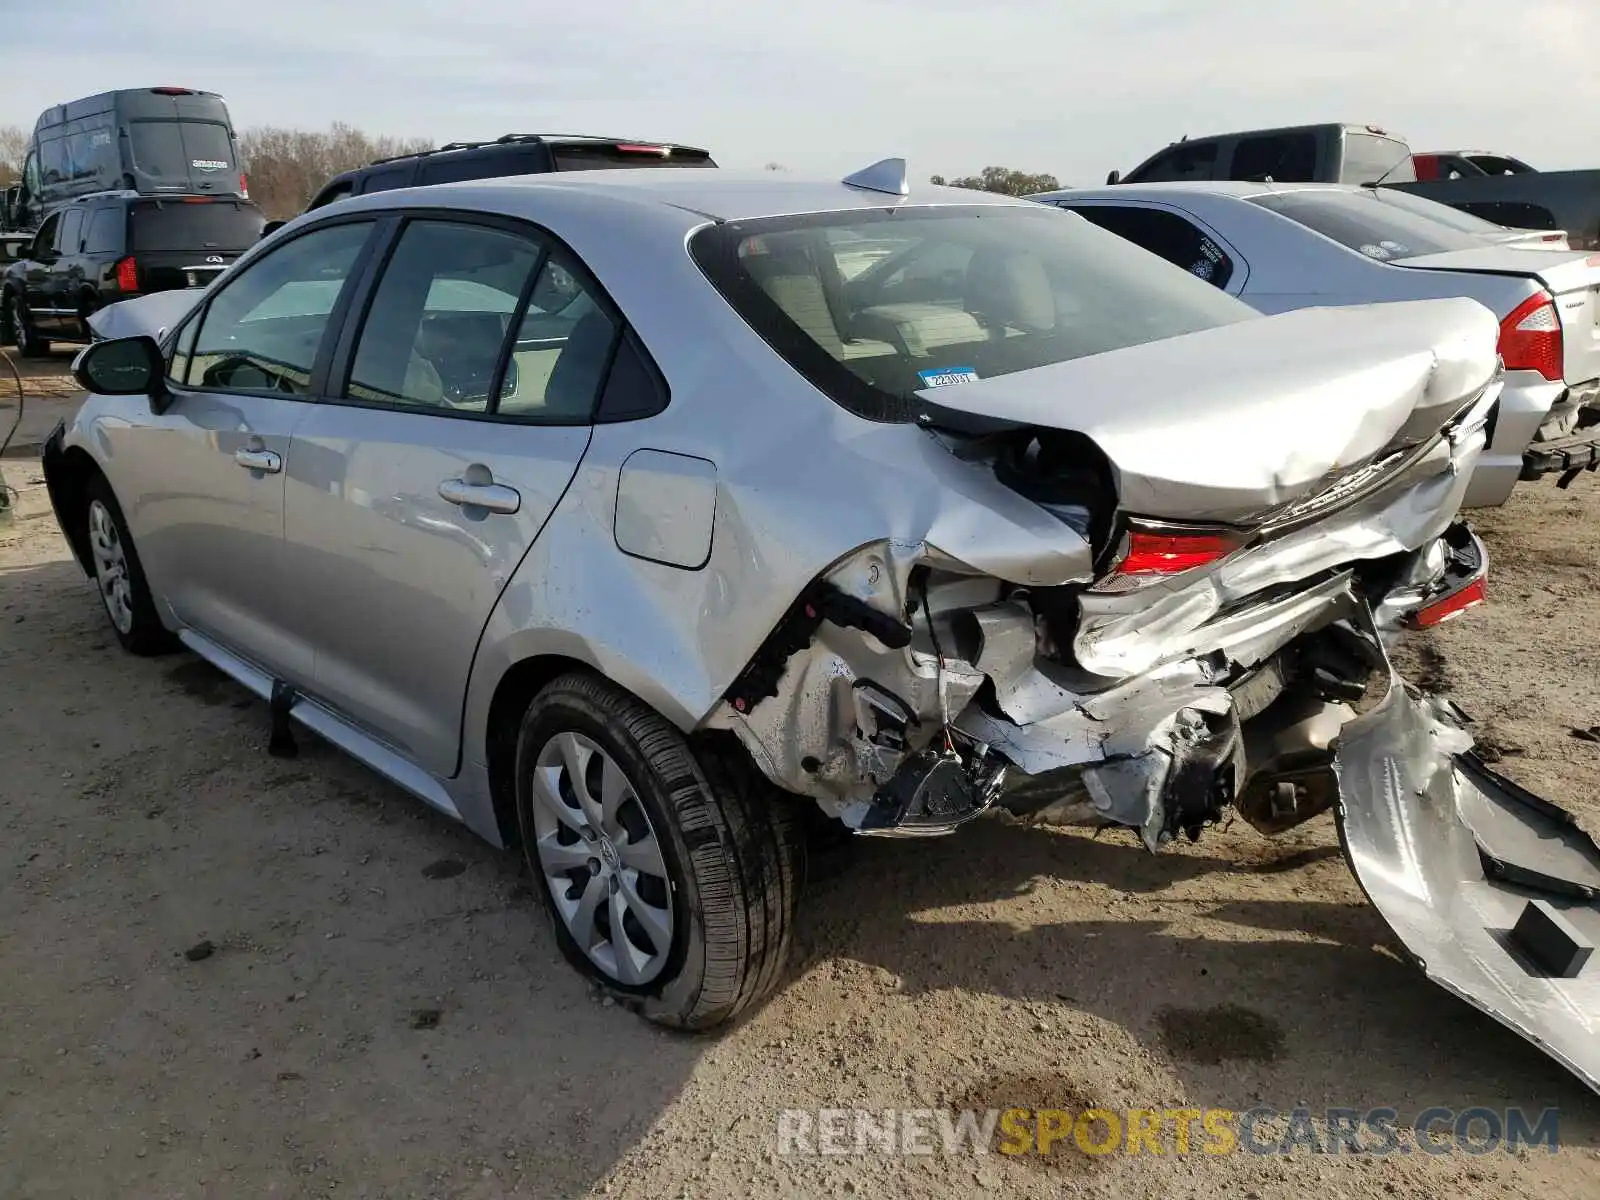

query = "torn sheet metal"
[[86, 288, 206, 343], [1334, 671, 1600, 1096]]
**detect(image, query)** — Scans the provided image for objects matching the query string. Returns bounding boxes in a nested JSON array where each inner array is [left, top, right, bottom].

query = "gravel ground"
[[2, 462, 1598, 1200]]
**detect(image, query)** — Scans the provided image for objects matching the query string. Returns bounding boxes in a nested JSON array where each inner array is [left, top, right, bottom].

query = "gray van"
[[6, 87, 246, 232]]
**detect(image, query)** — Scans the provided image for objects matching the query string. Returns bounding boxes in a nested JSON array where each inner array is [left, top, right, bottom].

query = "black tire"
[[2, 288, 50, 357], [514, 672, 802, 1029], [83, 473, 179, 656]]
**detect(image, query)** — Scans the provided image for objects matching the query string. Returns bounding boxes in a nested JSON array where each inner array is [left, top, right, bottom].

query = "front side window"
[[184, 220, 372, 394], [1066, 205, 1235, 290], [57, 209, 84, 255], [1251, 190, 1483, 261], [1127, 142, 1219, 183], [690, 205, 1257, 421], [345, 220, 542, 413], [31, 213, 60, 260]]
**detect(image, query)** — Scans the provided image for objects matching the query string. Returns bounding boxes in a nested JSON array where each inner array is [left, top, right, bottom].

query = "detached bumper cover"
[[1334, 671, 1600, 1096]]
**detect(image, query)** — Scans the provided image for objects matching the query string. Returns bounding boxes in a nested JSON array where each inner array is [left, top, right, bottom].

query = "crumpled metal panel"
[[85, 288, 206, 342], [916, 297, 1501, 522], [1334, 671, 1600, 1096]]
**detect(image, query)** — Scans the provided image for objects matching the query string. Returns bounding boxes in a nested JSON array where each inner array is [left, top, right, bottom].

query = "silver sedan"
[[42, 166, 1600, 1092], [1031, 181, 1600, 507]]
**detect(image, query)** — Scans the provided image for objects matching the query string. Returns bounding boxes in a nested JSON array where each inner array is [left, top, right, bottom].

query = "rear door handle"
[[235, 447, 282, 474], [439, 476, 521, 515]]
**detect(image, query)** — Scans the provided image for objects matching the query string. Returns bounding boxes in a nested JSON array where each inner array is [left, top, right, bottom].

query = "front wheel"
[[515, 673, 802, 1029], [83, 474, 178, 656]]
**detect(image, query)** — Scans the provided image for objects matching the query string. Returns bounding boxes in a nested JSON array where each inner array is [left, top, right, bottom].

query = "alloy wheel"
[[529, 730, 675, 986], [87, 499, 135, 634]]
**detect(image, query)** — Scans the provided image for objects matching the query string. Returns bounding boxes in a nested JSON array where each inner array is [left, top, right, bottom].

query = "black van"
[[5, 87, 247, 231]]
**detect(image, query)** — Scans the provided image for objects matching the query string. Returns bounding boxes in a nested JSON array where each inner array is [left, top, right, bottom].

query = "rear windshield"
[[1250, 191, 1483, 260], [128, 200, 265, 252], [690, 205, 1257, 422], [129, 120, 238, 179], [551, 144, 716, 171], [1363, 187, 1512, 236], [1339, 132, 1415, 185]]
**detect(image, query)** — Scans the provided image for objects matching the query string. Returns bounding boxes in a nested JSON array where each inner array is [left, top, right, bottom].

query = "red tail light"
[[1498, 292, 1563, 381], [239, 172, 249, 198], [114, 256, 139, 292], [1093, 527, 1242, 592]]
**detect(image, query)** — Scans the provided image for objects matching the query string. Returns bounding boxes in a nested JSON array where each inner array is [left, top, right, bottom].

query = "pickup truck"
[[1108, 123, 1600, 249]]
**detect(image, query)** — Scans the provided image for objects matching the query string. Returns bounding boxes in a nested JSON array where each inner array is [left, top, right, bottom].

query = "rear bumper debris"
[[1334, 667, 1600, 1096]]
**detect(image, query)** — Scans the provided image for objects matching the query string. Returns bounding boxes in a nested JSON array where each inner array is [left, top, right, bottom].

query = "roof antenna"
[[842, 158, 909, 197]]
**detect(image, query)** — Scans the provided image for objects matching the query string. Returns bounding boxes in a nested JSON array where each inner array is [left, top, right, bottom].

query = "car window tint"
[[1067, 205, 1235, 289], [1128, 142, 1219, 183], [167, 311, 200, 385], [1251, 190, 1483, 260], [498, 255, 620, 421], [1230, 133, 1318, 183], [358, 165, 415, 194], [185, 221, 372, 394], [32, 213, 60, 259], [346, 220, 541, 413], [84, 209, 120, 254], [57, 208, 84, 254]]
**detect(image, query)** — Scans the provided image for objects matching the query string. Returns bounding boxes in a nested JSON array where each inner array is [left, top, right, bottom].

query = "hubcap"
[[87, 500, 134, 635], [529, 731, 675, 986]]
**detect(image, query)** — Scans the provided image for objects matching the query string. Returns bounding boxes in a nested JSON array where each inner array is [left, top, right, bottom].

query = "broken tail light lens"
[[1499, 292, 1563, 382], [1092, 526, 1243, 593], [1409, 576, 1487, 628]]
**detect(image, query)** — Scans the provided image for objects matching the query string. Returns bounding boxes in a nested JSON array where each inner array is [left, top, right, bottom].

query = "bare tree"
[[0, 125, 27, 188], [240, 123, 433, 219], [933, 166, 1061, 196]]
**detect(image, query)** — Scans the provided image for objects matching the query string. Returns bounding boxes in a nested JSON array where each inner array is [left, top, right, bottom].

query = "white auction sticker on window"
[[918, 365, 980, 388]]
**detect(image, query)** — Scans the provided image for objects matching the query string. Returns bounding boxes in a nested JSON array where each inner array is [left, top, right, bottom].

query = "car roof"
[[337, 169, 1038, 223]]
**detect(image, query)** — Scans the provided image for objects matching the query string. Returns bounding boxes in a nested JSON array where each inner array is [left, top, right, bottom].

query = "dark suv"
[[1, 193, 264, 355], [300, 134, 716, 215]]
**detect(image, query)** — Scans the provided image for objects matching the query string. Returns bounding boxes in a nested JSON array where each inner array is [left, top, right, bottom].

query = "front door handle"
[[439, 476, 520, 515], [235, 447, 282, 474]]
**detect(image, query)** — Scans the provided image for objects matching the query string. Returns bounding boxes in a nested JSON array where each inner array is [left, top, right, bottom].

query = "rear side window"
[[84, 208, 122, 254], [1467, 155, 1533, 176], [1230, 133, 1317, 183], [1066, 205, 1235, 289], [1125, 142, 1219, 183], [550, 143, 716, 171], [357, 165, 416, 194], [128, 200, 265, 252], [1251, 191, 1481, 260], [418, 146, 547, 185], [1340, 133, 1414, 184]]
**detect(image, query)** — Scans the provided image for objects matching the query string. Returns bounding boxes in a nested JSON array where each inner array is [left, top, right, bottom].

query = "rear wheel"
[[515, 672, 802, 1029], [83, 474, 178, 656], [2, 289, 50, 357]]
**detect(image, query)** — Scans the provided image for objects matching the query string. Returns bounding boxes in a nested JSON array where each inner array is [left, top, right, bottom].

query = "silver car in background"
[[1031, 181, 1600, 506], [42, 166, 1600, 1092]]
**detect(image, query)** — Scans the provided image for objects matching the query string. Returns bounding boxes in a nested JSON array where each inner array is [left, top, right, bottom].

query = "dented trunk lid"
[[918, 298, 1499, 524]]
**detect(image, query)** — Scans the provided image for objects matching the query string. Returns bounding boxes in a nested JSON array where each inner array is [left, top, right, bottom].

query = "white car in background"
[[1031, 181, 1600, 506]]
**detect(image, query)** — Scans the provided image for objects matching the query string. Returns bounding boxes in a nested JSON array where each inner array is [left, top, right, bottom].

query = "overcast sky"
[[4, 0, 1597, 183]]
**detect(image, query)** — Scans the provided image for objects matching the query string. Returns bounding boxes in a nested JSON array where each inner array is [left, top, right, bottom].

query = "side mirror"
[[71, 336, 171, 413], [260, 219, 286, 240], [1106, 170, 1122, 185]]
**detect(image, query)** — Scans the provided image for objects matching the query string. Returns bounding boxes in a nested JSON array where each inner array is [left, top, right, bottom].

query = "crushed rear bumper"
[[1334, 669, 1600, 1096]]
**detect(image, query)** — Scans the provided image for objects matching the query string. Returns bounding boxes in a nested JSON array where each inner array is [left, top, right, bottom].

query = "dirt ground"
[[2, 438, 1599, 1199]]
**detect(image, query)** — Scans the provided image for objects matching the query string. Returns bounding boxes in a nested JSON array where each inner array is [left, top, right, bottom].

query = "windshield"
[[1249, 190, 1484, 261], [690, 205, 1256, 421], [129, 120, 237, 181], [128, 200, 264, 252]]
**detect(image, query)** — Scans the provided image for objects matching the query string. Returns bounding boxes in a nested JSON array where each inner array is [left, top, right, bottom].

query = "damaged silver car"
[[44, 162, 1598, 1091]]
